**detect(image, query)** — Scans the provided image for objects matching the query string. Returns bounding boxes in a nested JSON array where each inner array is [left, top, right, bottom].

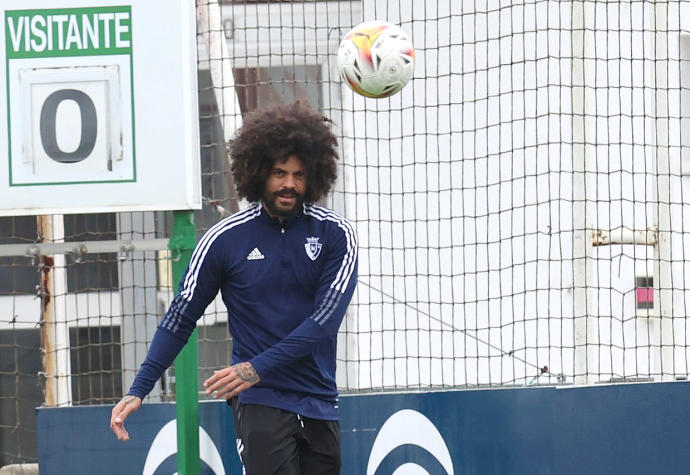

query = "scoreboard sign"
[[1, 1, 201, 215], [7, 7, 135, 186]]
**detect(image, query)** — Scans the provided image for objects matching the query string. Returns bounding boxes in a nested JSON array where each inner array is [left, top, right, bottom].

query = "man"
[[110, 101, 358, 475]]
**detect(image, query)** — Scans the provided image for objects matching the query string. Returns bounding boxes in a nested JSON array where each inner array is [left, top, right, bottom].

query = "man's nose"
[[283, 174, 297, 188]]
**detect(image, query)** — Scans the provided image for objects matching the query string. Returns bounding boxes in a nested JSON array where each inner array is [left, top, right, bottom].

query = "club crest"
[[304, 237, 323, 261]]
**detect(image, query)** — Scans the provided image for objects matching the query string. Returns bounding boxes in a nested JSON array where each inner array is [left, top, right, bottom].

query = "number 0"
[[39, 89, 98, 164]]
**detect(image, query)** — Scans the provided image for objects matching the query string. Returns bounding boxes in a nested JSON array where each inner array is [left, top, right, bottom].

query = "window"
[[64, 214, 118, 292], [0, 214, 120, 294], [0, 328, 42, 465], [233, 65, 321, 113], [0, 216, 38, 295], [69, 326, 123, 405]]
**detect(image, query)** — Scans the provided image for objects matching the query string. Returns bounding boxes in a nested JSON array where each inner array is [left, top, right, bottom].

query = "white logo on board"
[[366, 409, 454, 475], [142, 419, 226, 475]]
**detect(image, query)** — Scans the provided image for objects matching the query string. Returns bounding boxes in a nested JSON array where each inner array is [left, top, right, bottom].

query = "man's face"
[[262, 154, 307, 219]]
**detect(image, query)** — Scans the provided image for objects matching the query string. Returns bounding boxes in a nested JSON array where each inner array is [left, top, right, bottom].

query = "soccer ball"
[[337, 20, 415, 99]]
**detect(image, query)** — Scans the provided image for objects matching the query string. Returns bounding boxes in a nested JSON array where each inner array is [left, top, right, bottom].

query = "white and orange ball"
[[337, 20, 415, 99]]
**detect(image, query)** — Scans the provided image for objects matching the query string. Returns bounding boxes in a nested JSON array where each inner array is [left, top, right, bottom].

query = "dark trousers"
[[229, 398, 341, 475]]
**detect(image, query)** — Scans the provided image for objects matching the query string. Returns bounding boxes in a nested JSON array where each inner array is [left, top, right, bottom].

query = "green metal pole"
[[170, 210, 200, 475]]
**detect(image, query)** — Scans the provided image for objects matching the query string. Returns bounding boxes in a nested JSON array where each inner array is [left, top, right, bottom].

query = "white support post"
[[682, 35, 690, 176], [38, 214, 72, 407], [652, 0, 674, 381], [197, 0, 241, 140], [197, 0, 244, 214], [572, 0, 598, 385]]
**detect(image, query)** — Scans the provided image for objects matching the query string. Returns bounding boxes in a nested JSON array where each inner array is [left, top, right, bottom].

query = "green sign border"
[[5, 5, 136, 187]]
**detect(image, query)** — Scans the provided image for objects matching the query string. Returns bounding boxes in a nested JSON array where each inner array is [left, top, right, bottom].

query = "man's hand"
[[203, 362, 260, 400], [110, 395, 142, 441]]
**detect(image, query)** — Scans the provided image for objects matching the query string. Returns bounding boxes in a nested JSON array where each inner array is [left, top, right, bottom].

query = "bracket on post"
[[591, 226, 658, 246]]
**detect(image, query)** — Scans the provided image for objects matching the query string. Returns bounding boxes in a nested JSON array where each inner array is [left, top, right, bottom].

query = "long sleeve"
[[250, 218, 358, 377], [126, 222, 227, 399]]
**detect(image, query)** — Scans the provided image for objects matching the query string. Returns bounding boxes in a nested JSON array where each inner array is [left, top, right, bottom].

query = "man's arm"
[[128, 231, 227, 399], [110, 395, 141, 441], [109, 223, 228, 439], [202, 361, 261, 400]]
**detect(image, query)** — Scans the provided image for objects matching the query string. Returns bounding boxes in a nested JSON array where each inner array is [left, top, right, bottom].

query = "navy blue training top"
[[127, 202, 358, 420]]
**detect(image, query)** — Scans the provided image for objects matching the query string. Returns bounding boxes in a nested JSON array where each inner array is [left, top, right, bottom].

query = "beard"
[[262, 188, 304, 218]]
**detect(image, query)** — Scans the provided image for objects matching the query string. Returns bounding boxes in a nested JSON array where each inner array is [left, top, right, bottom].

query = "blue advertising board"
[[37, 381, 690, 474]]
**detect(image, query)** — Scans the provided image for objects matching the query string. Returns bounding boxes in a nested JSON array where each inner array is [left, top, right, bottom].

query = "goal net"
[[1, 0, 689, 466]]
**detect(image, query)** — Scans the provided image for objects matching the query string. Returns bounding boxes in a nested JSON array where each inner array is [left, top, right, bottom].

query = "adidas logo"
[[246, 248, 265, 260]]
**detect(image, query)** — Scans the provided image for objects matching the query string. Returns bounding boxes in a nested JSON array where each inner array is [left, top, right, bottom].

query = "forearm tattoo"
[[235, 363, 260, 383]]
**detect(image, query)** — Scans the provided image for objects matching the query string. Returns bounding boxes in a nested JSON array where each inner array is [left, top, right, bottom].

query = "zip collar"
[[259, 201, 306, 230]]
